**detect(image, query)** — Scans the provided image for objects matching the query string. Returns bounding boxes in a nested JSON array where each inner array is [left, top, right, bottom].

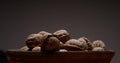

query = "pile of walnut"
[[20, 29, 106, 52]]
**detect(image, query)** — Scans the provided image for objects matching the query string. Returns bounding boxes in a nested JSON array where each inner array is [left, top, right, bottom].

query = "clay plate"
[[7, 49, 115, 63]]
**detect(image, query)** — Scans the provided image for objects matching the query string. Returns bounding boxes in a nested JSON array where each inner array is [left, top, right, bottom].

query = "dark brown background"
[[0, 1, 120, 62]]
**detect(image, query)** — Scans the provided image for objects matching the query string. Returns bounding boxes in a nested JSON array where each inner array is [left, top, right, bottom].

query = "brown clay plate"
[[7, 49, 115, 63]]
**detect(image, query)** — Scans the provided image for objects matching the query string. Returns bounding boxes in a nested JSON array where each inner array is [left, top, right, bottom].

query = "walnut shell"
[[63, 44, 82, 51], [92, 40, 105, 48], [20, 46, 29, 52], [78, 37, 93, 50], [92, 47, 104, 51], [32, 47, 41, 52], [53, 30, 70, 43], [64, 39, 84, 51], [41, 36, 60, 52], [25, 34, 42, 50]]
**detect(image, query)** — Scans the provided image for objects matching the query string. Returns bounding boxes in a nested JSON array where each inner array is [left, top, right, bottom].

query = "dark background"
[[0, 1, 120, 62]]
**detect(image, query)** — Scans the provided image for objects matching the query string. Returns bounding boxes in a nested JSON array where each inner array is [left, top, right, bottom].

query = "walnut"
[[20, 46, 29, 52], [92, 40, 105, 48], [41, 36, 60, 52], [38, 31, 52, 39], [63, 44, 82, 51], [60, 42, 64, 49], [65, 39, 80, 46], [78, 37, 93, 50], [53, 29, 70, 43], [32, 47, 41, 52], [92, 47, 104, 51], [25, 34, 43, 50], [64, 39, 84, 51]]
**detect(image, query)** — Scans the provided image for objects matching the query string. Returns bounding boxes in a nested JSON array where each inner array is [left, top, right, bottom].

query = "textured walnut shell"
[[64, 39, 89, 51], [64, 39, 82, 51], [78, 37, 93, 50], [32, 47, 41, 52], [41, 36, 60, 52], [92, 40, 105, 48], [53, 30, 70, 43], [57, 35, 70, 43], [63, 44, 82, 51], [92, 47, 104, 51], [25, 34, 43, 51], [20, 46, 29, 52], [26, 38, 41, 51]]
